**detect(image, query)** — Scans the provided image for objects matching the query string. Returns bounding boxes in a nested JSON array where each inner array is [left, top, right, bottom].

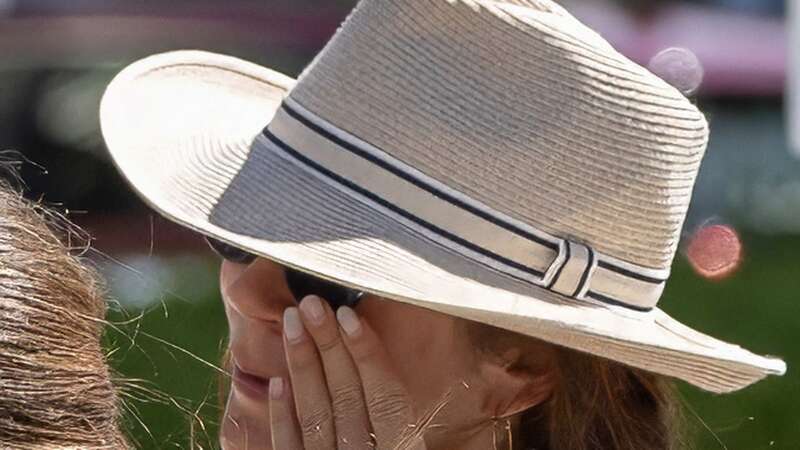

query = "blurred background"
[[1, 0, 797, 448]]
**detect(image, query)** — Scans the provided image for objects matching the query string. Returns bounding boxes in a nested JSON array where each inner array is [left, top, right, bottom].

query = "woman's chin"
[[221, 388, 273, 450]]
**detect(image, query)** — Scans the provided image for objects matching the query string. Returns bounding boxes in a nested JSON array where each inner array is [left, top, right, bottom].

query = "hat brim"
[[100, 50, 785, 393]]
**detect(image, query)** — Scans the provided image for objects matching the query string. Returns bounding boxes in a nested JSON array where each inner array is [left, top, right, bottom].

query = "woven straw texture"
[[291, 0, 709, 270], [99, 0, 785, 395]]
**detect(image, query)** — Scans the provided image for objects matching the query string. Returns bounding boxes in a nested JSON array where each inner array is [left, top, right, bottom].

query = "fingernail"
[[336, 306, 362, 337], [300, 295, 325, 325], [283, 307, 305, 342], [269, 377, 284, 400]]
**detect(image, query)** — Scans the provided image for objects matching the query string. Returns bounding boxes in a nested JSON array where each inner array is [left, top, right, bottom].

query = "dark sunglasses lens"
[[206, 237, 362, 307], [284, 267, 363, 309], [205, 237, 257, 265]]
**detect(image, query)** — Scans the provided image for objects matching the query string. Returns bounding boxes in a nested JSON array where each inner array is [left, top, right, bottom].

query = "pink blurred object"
[[790, 0, 799, 155], [686, 224, 743, 281], [0, 3, 345, 69], [648, 47, 705, 95], [566, 1, 786, 97]]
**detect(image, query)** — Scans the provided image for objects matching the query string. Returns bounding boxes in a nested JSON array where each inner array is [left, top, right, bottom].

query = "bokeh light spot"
[[648, 47, 705, 95], [686, 224, 743, 281]]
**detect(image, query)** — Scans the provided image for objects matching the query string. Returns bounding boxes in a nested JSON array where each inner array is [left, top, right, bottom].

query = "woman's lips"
[[232, 365, 270, 397]]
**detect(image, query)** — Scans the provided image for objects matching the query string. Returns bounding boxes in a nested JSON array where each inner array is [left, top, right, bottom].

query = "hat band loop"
[[546, 241, 598, 300], [263, 98, 666, 312]]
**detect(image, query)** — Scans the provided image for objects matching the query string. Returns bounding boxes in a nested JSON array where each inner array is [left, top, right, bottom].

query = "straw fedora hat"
[[100, 0, 785, 393]]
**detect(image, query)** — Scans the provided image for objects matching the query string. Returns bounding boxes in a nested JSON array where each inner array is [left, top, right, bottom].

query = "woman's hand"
[[219, 258, 426, 450], [271, 296, 426, 450]]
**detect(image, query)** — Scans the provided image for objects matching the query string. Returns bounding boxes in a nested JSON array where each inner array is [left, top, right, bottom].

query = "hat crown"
[[289, 0, 709, 272]]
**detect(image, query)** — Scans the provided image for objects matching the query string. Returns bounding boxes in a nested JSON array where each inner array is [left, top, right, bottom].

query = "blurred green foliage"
[[666, 234, 799, 450], [104, 233, 798, 449], [104, 279, 229, 449]]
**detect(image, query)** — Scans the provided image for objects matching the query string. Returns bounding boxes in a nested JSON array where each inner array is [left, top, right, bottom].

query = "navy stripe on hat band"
[[263, 100, 668, 312], [573, 246, 596, 298], [586, 292, 653, 313], [263, 130, 546, 280], [282, 102, 666, 286], [546, 240, 570, 289], [281, 102, 561, 252], [262, 133, 655, 313], [597, 260, 665, 284]]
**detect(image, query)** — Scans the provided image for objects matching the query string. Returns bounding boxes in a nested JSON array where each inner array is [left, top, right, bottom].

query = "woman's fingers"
[[282, 307, 337, 449], [268, 377, 304, 450], [337, 307, 420, 450], [298, 296, 372, 449], [275, 293, 421, 449]]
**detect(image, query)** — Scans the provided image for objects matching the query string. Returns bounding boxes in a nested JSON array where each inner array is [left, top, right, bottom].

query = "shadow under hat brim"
[[100, 50, 785, 393]]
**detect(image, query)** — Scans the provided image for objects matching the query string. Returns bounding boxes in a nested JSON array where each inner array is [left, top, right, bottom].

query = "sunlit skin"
[[218, 258, 555, 450], [686, 224, 743, 281]]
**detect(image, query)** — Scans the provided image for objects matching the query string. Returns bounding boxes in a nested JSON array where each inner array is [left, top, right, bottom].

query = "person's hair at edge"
[[467, 323, 686, 450], [0, 177, 127, 449]]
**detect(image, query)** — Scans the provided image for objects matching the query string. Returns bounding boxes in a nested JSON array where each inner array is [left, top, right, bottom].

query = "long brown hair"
[[0, 183, 127, 449], [472, 323, 685, 450]]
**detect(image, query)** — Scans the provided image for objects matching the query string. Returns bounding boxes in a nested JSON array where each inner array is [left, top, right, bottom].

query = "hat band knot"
[[262, 97, 668, 312], [545, 240, 597, 300]]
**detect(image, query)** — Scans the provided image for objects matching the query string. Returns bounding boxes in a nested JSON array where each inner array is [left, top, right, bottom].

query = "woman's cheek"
[[227, 317, 287, 376], [224, 303, 249, 357]]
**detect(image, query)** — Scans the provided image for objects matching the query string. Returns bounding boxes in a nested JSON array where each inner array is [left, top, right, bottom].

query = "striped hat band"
[[267, 97, 669, 312]]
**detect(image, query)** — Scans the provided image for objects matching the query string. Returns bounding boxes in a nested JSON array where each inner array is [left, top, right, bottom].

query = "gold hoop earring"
[[491, 417, 513, 450]]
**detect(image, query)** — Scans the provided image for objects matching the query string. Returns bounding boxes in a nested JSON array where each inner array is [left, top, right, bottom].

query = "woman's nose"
[[220, 258, 297, 322]]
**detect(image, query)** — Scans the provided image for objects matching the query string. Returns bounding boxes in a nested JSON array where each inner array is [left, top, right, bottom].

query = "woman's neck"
[[432, 415, 522, 450]]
